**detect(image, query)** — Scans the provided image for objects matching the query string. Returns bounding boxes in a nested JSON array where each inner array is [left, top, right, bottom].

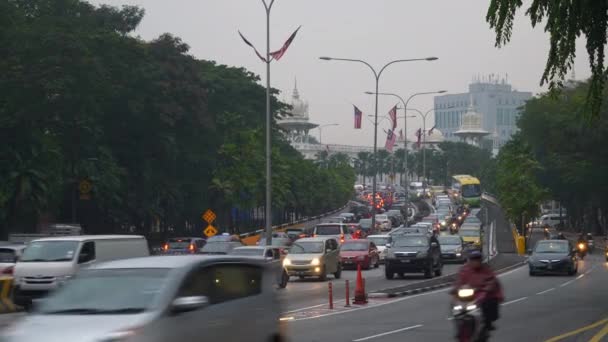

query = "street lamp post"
[[263, 0, 274, 246], [320, 56, 438, 230], [408, 107, 438, 190], [317, 123, 339, 144]]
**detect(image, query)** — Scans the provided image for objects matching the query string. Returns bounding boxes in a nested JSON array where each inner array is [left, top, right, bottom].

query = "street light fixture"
[[408, 107, 438, 189], [316, 123, 339, 144], [365, 90, 446, 224], [320, 56, 438, 230]]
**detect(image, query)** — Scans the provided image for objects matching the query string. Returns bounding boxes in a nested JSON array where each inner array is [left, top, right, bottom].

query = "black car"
[[528, 240, 578, 276], [161, 237, 206, 254], [437, 235, 465, 263], [384, 234, 442, 279]]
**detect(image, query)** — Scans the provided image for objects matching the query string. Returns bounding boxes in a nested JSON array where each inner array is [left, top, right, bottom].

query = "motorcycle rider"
[[556, 232, 567, 240], [451, 250, 504, 332]]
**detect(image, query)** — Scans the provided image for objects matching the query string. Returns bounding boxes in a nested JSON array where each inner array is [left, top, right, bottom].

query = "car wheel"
[[569, 264, 577, 276], [529, 268, 536, 276], [334, 263, 342, 279], [385, 267, 394, 279], [424, 263, 433, 279]]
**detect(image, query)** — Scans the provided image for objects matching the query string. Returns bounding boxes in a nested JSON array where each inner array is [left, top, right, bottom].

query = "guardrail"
[[239, 204, 349, 245], [0, 277, 17, 313]]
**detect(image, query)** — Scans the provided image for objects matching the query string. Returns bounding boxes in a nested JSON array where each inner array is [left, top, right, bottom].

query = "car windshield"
[[462, 184, 481, 197], [368, 237, 388, 246], [535, 242, 569, 253], [0, 248, 17, 263], [341, 242, 368, 251], [20, 241, 79, 262], [230, 248, 264, 256], [315, 225, 341, 235], [375, 215, 388, 220], [38, 268, 170, 314], [167, 239, 191, 249], [359, 219, 372, 228], [290, 242, 324, 254], [393, 237, 428, 247], [459, 230, 479, 237], [438, 236, 461, 245], [201, 242, 232, 253]]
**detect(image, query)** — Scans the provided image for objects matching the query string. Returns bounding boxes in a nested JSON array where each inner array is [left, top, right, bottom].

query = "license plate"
[[401, 259, 410, 263], [344, 260, 352, 264], [296, 271, 306, 275]]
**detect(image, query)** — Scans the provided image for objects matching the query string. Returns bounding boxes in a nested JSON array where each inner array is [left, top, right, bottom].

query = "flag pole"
[[264, 0, 274, 246]]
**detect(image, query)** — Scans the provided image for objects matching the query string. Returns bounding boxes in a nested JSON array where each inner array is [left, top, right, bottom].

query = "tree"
[[487, 0, 608, 118]]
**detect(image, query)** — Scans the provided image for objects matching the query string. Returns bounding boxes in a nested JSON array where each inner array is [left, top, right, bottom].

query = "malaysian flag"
[[388, 105, 398, 130], [385, 129, 397, 152], [354, 105, 363, 129], [428, 125, 436, 136], [270, 26, 302, 61], [238, 31, 267, 62]]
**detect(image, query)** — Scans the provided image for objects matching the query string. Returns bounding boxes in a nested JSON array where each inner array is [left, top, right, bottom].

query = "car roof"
[[31, 235, 145, 242], [367, 234, 389, 238], [538, 239, 568, 244], [233, 246, 268, 250], [89, 255, 262, 270], [296, 237, 334, 242], [343, 239, 369, 243], [168, 237, 203, 241], [394, 233, 428, 239]]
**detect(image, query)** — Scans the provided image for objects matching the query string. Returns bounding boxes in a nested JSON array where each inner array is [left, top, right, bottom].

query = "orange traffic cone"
[[353, 263, 368, 304]]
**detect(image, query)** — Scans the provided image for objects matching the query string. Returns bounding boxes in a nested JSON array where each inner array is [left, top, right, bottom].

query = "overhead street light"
[[319, 56, 438, 230]]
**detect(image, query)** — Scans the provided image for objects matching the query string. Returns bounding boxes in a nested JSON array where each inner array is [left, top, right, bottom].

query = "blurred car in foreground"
[[528, 240, 578, 276], [230, 246, 288, 288], [0, 244, 27, 275], [282, 237, 341, 281], [161, 237, 206, 255], [2, 256, 284, 342], [437, 235, 465, 263], [339, 239, 379, 270]]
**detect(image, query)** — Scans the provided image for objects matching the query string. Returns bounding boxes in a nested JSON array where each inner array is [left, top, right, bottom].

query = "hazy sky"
[[90, 0, 590, 146]]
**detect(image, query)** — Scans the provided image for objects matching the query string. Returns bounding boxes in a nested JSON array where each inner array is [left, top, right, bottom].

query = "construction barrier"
[[0, 276, 16, 313]]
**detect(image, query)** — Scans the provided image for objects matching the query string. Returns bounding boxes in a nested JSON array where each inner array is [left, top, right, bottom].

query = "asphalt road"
[[286, 251, 608, 342]]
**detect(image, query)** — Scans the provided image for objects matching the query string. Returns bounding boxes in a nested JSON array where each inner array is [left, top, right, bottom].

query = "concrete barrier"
[[0, 277, 16, 313]]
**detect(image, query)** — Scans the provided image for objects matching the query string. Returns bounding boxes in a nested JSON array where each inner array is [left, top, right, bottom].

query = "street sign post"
[[204, 225, 218, 237], [202, 209, 217, 237]]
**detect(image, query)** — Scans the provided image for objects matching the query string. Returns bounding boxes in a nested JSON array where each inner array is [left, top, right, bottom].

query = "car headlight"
[[441, 221, 447, 226], [455, 247, 462, 253], [311, 258, 320, 266], [282, 258, 291, 267]]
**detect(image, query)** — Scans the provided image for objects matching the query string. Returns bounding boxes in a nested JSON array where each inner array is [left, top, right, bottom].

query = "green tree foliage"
[[487, 0, 608, 119], [495, 135, 547, 232], [0, 0, 353, 238]]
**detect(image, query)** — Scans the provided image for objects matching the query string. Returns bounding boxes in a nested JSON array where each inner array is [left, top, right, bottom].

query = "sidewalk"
[[0, 312, 25, 328]]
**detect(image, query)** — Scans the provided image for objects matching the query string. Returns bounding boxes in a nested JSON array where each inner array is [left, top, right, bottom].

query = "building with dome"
[[277, 80, 318, 144], [433, 75, 532, 150], [422, 128, 445, 150], [454, 95, 490, 146]]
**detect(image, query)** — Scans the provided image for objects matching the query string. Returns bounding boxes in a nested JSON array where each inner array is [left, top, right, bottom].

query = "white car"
[[0, 245, 27, 275], [374, 215, 392, 231], [367, 235, 390, 262]]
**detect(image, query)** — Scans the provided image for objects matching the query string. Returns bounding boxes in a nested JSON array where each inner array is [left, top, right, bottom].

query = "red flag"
[[354, 105, 363, 129], [385, 129, 397, 152], [238, 31, 267, 62], [428, 125, 436, 136], [388, 105, 398, 130], [416, 128, 422, 148], [270, 26, 301, 61]]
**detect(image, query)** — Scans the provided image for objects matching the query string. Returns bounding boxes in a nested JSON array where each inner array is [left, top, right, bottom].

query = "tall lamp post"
[[365, 90, 446, 224], [408, 107, 438, 190], [319, 56, 438, 230], [317, 123, 339, 144]]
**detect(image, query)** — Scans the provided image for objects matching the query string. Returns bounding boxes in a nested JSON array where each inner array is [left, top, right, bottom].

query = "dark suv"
[[384, 233, 442, 279]]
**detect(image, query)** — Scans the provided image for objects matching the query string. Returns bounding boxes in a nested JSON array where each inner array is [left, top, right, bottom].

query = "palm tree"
[[394, 149, 406, 186], [354, 152, 371, 186], [328, 152, 351, 168], [376, 150, 390, 182]]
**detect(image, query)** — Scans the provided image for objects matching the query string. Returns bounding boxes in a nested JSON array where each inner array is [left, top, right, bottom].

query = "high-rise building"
[[433, 75, 532, 151]]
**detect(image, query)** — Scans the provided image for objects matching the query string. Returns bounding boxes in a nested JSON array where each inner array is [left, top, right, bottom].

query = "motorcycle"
[[452, 287, 490, 342], [577, 242, 587, 260], [587, 234, 594, 253]]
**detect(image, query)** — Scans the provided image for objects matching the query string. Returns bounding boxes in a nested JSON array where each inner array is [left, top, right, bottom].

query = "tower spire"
[[293, 77, 299, 99]]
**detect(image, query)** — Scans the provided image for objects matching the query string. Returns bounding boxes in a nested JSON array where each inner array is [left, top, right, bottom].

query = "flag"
[[416, 128, 422, 148], [238, 31, 267, 62], [385, 129, 397, 152], [399, 129, 404, 141], [354, 105, 363, 129], [270, 26, 301, 61], [388, 105, 398, 130], [428, 125, 436, 136]]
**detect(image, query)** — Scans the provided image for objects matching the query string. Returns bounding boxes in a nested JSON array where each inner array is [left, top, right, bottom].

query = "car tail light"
[[2, 266, 13, 275], [189, 244, 195, 252], [162, 243, 169, 251], [340, 234, 345, 243]]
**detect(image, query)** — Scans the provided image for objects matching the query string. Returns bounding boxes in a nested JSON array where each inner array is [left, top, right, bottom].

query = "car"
[[339, 213, 356, 223], [282, 237, 341, 281], [13, 235, 150, 309], [2, 255, 285, 342], [257, 232, 292, 250], [0, 244, 27, 275], [528, 240, 578, 276], [459, 228, 482, 250], [324, 217, 346, 224], [285, 228, 306, 241], [375, 214, 392, 231], [358, 218, 378, 233], [367, 235, 390, 263], [385, 234, 442, 279], [229, 246, 288, 288], [390, 227, 427, 236], [199, 237, 243, 255], [313, 223, 349, 244], [437, 235, 465, 263], [161, 237, 206, 255], [339, 239, 380, 270], [386, 210, 405, 226]]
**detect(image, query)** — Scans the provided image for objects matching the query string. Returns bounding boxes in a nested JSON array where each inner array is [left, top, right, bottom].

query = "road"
[[286, 251, 608, 342]]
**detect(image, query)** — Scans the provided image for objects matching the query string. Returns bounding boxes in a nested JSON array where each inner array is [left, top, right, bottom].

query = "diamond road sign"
[[204, 225, 218, 237], [202, 209, 216, 223]]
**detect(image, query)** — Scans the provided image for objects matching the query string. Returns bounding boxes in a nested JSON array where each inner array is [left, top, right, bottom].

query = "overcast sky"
[[90, 0, 590, 146]]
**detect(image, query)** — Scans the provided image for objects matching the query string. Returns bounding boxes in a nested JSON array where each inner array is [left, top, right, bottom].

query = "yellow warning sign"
[[204, 225, 218, 237], [202, 209, 216, 223], [79, 180, 92, 194]]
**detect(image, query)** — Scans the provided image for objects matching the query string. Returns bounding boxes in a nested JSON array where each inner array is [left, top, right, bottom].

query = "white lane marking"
[[560, 274, 585, 287], [283, 302, 328, 313], [352, 324, 423, 341], [502, 297, 527, 306], [537, 288, 555, 295]]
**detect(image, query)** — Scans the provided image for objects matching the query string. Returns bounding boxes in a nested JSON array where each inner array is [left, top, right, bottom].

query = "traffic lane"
[[287, 256, 597, 342], [281, 263, 462, 311]]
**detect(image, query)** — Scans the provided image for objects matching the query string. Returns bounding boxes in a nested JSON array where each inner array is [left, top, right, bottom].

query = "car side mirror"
[[171, 296, 209, 314]]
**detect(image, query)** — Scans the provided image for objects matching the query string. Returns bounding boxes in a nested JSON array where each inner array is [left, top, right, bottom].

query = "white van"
[[13, 235, 149, 308], [539, 214, 566, 228]]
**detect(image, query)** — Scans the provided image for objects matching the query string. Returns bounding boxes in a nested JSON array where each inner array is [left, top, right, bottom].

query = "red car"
[[339, 239, 380, 270]]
